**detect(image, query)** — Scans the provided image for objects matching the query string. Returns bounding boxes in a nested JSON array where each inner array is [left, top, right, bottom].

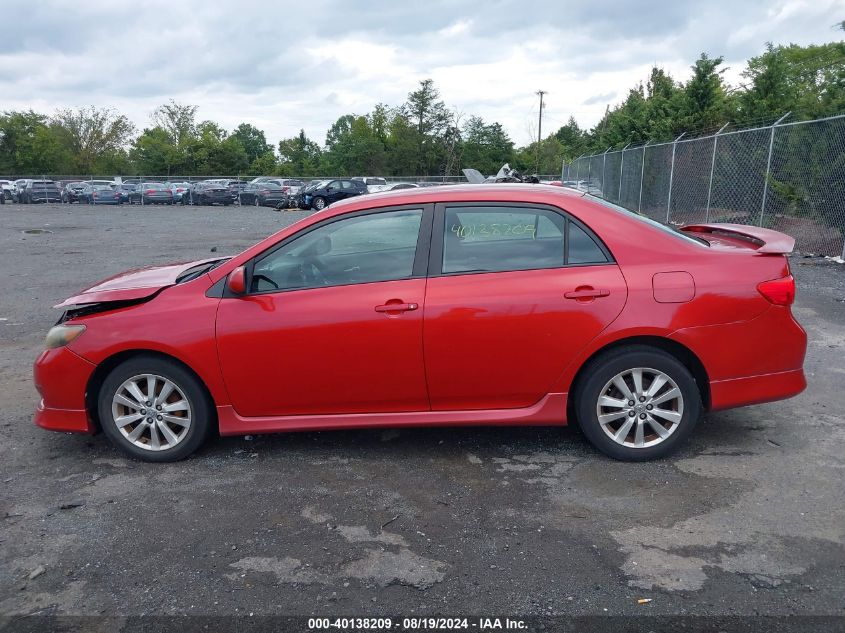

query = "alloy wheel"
[[595, 367, 684, 448], [111, 373, 192, 451]]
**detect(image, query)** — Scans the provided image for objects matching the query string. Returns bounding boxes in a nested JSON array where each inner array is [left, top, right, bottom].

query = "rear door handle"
[[375, 302, 419, 313], [564, 287, 610, 300]]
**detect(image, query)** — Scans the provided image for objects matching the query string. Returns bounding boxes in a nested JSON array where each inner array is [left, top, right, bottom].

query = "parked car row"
[[0, 176, 452, 209]]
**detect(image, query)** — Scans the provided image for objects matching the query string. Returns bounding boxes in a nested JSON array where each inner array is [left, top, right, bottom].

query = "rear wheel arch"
[[85, 349, 218, 434], [568, 336, 711, 418]]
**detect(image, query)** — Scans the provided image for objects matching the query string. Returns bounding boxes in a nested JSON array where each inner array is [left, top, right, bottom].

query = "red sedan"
[[34, 185, 806, 462]]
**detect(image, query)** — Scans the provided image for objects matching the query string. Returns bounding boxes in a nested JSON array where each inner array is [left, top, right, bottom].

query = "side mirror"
[[227, 266, 246, 295]]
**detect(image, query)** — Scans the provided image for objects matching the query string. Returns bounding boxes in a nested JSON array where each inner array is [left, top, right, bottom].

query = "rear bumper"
[[710, 368, 806, 411], [670, 305, 807, 411], [33, 346, 97, 434]]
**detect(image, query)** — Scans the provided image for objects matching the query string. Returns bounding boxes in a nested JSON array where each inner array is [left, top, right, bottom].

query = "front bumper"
[[33, 346, 97, 434]]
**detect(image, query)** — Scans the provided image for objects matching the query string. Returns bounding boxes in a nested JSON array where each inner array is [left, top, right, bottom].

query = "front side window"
[[251, 209, 423, 292]]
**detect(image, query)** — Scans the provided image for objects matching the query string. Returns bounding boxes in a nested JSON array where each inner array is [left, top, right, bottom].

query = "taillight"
[[146, 189, 155, 194], [282, 186, 289, 192], [260, 189, 270, 195], [757, 275, 795, 306]]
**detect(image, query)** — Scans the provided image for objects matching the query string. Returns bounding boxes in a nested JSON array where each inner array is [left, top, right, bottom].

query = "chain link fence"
[[563, 114, 845, 258]]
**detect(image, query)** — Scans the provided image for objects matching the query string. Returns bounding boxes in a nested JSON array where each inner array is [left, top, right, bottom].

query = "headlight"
[[45, 324, 86, 349]]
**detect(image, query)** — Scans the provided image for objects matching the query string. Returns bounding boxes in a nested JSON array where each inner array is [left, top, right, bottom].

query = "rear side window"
[[441, 205, 608, 275], [568, 222, 607, 264]]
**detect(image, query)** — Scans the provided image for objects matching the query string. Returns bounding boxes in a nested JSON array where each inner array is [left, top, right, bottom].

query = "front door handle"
[[564, 286, 610, 301], [375, 301, 419, 314]]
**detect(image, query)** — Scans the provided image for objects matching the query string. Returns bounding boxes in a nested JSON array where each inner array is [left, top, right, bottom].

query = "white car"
[[0, 180, 13, 201], [352, 176, 390, 193]]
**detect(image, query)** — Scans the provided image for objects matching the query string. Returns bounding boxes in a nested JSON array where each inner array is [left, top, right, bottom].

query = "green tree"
[[323, 114, 386, 175], [151, 100, 198, 146], [554, 116, 589, 157], [677, 53, 729, 133], [130, 127, 181, 176], [51, 106, 135, 174], [278, 130, 321, 176], [405, 79, 452, 175], [459, 116, 515, 175], [231, 123, 272, 164]]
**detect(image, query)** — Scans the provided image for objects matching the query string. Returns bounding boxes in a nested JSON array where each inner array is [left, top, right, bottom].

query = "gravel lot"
[[0, 203, 843, 620]]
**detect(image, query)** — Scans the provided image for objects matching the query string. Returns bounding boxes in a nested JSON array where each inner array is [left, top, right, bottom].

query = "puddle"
[[22, 229, 53, 235]]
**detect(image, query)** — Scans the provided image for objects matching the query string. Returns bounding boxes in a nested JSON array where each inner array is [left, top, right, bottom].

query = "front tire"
[[97, 355, 213, 462], [312, 196, 326, 210], [574, 346, 701, 461]]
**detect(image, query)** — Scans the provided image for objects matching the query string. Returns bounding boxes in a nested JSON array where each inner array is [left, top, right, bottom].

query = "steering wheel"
[[299, 259, 329, 286]]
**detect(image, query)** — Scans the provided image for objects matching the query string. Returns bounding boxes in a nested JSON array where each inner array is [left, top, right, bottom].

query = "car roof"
[[328, 183, 584, 214]]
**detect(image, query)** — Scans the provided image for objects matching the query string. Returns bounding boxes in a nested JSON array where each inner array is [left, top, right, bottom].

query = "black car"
[[128, 183, 174, 205], [253, 184, 289, 207], [61, 181, 87, 203], [115, 183, 138, 203], [20, 180, 62, 203], [302, 179, 367, 210], [79, 184, 122, 205], [182, 182, 232, 206], [237, 182, 282, 207], [223, 180, 249, 203]]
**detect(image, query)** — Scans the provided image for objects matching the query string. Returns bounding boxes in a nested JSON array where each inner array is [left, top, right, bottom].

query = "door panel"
[[217, 279, 428, 417], [424, 266, 627, 410], [216, 205, 432, 418]]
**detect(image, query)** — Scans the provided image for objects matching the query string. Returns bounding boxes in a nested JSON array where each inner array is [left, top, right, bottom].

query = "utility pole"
[[536, 90, 546, 174]]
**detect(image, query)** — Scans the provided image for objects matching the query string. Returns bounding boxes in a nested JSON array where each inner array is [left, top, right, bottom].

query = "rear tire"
[[97, 355, 213, 462], [574, 345, 701, 461]]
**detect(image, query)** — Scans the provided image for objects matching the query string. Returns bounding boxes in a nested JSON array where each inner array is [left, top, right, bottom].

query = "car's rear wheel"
[[97, 355, 212, 462], [574, 346, 701, 461], [312, 196, 326, 210], [254, 197, 260, 207]]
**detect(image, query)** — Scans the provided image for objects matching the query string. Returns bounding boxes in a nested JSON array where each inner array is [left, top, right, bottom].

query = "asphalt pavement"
[[0, 203, 843, 624]]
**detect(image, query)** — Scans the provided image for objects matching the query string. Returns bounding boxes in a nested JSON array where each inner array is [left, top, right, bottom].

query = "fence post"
[[638, 142, 649, 213], [705, 123, 730, 222], [759, 112, 791, 227], [601, 147, 611, 198], [618, 143, 631, 204], [666, 132, 686, 222]]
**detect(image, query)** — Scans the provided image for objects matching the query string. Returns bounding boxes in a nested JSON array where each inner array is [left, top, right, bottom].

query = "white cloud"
[[0, 0, 839, 147]]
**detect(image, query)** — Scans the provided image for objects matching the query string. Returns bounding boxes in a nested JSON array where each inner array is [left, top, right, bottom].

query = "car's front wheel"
[[97, 355, 213, 462], [574, 346, 701, 461], [312, 196, 326, 210]]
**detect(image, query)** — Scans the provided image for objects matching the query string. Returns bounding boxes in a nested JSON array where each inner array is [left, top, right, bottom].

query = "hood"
[[54, 258, 223, 308]]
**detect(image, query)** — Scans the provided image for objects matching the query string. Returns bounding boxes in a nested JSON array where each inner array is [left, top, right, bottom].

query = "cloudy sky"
[[0, 0, 841, 147]]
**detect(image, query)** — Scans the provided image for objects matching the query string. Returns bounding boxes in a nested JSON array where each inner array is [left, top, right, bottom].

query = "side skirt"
[[217, 393, 568, 436]]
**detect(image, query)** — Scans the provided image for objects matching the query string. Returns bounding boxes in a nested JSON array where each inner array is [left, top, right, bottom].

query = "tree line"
[[0, 39, 842, 178]]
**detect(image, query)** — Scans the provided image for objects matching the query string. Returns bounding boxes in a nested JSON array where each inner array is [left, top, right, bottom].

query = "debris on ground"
[[28, 566, 46, 580]]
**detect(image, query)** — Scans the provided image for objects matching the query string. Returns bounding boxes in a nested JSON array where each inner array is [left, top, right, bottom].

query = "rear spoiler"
[[680, 223, 795, 254]]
